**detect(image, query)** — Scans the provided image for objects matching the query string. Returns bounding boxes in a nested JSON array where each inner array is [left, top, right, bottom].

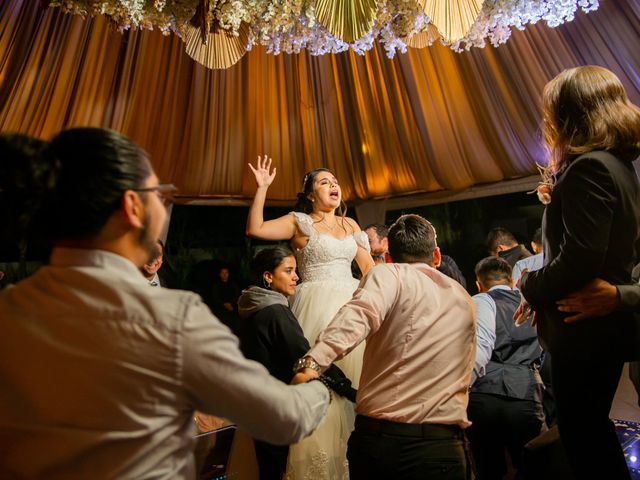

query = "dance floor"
[[616, 420, 640, 479]]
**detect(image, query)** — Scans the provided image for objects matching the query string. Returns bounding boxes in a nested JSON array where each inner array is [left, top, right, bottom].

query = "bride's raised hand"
[[248, 154, 276, 188]]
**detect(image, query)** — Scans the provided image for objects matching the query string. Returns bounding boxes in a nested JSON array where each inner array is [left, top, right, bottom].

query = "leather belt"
[[355, 415, 463, 439]]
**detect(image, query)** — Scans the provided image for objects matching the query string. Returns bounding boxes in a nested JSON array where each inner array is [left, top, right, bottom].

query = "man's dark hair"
[[363, 223, 389, 240], [45, 128, 151, 241], [475, 256, 513, 289], [486, 227, 518, 254], [250, 245, 295, 286], [532, 227, 543, 247], [388, 214, 437, 264]]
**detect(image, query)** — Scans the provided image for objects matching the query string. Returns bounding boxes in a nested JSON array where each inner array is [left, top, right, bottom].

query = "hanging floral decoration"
[[48, 0, 600, 69]]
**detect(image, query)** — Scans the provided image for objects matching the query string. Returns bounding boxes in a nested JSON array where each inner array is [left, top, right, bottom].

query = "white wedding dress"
[[285, 212, 368, 480]]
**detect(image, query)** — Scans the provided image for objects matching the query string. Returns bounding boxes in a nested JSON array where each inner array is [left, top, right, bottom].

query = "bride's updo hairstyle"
[[293, 167, 347, 216], [249, 245, 295, 287], [0, 128, 152, 244]]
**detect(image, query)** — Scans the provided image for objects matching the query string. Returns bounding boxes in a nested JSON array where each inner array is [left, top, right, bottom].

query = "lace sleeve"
[[353, 231, 370, 251], [289, 211, 315, 237]]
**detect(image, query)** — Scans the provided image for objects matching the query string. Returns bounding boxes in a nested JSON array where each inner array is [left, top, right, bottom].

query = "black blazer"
[[521, 151, 640, 360]]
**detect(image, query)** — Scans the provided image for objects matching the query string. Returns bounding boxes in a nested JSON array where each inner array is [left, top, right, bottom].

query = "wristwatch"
[[293, 356, 321, 374]]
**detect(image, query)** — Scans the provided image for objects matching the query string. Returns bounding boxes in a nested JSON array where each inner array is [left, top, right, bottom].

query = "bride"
[[246, 155, 374, 479]]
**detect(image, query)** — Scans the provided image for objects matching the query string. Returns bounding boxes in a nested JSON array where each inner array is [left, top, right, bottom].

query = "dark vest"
[[471, 288, 543, 402]]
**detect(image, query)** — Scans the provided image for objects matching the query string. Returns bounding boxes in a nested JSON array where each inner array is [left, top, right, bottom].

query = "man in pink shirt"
[[294, 214, 476, 480]]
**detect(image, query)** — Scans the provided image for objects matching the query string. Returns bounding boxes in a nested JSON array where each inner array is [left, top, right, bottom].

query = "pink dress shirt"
[[308, 262, 476, 427]]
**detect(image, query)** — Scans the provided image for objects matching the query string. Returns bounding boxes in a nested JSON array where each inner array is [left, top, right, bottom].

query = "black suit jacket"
[[521, 151, 640, 360]]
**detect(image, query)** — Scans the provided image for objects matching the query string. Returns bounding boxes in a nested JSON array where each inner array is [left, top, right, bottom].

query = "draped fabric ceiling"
[[0, 0, 639, 207]]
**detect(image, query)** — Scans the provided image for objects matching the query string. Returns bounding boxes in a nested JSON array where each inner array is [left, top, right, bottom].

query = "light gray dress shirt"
[[0, 248, 328, 479], [471, 285, 512, 383], [512, 253, 544, 290]]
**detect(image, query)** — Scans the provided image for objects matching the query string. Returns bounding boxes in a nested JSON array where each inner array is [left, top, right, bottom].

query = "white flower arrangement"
[[49, 0, 599, 64]]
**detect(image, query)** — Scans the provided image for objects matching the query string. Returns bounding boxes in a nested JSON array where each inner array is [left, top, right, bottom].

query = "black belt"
[[355, 415, 463, 439]]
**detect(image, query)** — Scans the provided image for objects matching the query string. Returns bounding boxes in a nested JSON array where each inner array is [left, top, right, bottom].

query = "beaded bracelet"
[[308, 376, 332, 403]]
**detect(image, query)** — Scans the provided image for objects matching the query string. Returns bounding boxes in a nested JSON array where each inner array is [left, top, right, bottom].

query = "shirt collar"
[[50, 247, 148, 285], [488, 284, 513, 292], [410, 262, 436, 272], [148, 273, 160, 286]]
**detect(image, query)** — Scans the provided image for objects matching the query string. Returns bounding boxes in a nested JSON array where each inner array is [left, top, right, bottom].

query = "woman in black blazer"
[[520, 66, 640, 479]]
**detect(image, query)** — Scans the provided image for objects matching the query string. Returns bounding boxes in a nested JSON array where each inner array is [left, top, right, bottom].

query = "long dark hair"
[[249, 245, 295, 286], [542, 65, 640, 174], [293, 167, 347, 216], [0, 127, 151, 243]]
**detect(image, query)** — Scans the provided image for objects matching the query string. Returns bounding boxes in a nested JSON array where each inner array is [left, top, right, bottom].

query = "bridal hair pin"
[[302, 173, 310, 189]]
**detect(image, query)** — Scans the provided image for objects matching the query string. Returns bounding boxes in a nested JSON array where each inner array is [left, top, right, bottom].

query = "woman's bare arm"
[[246, 155, 297, 240]]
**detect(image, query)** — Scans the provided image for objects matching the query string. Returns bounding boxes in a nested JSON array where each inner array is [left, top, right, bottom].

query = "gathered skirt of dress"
[[285, 278, 365, 480]]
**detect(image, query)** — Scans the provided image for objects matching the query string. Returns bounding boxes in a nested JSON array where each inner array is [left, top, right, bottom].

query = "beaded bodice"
[[290, 212, 369, 283]]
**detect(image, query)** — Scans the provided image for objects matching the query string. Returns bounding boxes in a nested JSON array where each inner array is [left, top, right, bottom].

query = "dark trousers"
[[552, 355, 630, 480], [347, 415, 469, 480], [630, 361, 640, 406], [539, 352, 557, 426], [253, 440, 288, 480], [466, 393, 544, 479]]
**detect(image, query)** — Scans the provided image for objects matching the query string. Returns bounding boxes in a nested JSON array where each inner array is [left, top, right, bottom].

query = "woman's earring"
[[263, 278, 271, 289]]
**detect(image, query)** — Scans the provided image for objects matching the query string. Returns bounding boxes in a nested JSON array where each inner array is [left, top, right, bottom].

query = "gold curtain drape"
[[0, 0, 639, 204]]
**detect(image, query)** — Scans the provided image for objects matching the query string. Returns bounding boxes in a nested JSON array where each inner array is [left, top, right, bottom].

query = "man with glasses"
[[0, 128, 329, 479]]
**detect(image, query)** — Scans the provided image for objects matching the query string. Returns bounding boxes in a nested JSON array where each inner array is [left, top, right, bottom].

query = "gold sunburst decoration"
[[184, 21, 250, 70], [183, 0, 250, 70], [404, 24, 441, 48], [315, 0, 379, 43], [422, 0, 484, 44]]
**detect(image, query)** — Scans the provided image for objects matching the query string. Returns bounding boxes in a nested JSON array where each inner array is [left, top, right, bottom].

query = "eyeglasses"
[[133, 184, 177, 207]]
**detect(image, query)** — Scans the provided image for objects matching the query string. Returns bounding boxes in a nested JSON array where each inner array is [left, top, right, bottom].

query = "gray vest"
[[471, 288, 544, 402]]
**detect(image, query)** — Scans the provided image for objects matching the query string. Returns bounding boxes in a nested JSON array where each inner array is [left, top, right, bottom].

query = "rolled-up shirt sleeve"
[[180, 298, 329, 445], [308, 265, 398, 369]]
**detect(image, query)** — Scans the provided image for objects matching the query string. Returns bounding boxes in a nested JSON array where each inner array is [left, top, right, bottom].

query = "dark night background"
[[0, 190, 544, 294]]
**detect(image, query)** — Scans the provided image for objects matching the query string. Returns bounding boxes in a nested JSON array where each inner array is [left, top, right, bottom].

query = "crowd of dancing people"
[[1, 65, 640, 480]]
